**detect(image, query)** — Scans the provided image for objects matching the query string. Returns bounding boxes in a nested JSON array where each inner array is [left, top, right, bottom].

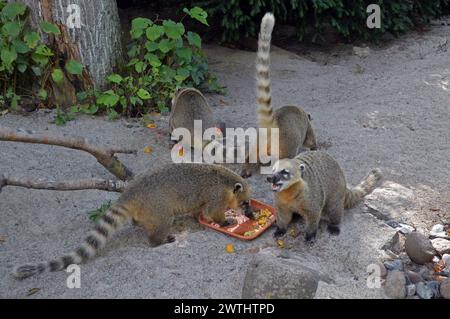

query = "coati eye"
[[281, 169, 290, 179]]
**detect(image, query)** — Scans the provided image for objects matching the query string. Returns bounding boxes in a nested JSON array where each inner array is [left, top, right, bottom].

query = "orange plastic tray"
[[198, 199, 276, 240]]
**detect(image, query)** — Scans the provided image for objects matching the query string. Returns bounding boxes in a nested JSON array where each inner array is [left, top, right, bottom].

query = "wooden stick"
[[0, 175, 127, 193], [0, 126, 136, 181]]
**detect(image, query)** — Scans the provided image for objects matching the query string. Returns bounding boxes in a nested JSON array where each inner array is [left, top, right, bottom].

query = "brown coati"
[[14, 163, 251, 279], [240, 13, 317, 178], [267, 151, 382, 242]]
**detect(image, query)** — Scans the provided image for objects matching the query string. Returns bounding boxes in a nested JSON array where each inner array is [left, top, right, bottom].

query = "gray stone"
[[405, 270, 424, 284], [440, 278, 450, 299], [443, 254, 450, 267], [376, 262, 388, 278], [384, 259, 403, 271], [431, 224, 444, 233], [406, 284, 416, 296], [417, 266, 433, 281], [416, 282, 434, 299], [242, 253, 331, 299], [427, 281, 440, 298], [405, 232, 436, 264], [430, 225, 450, 240], [431, 238, 450, 255], [384, 270, 406, 299]]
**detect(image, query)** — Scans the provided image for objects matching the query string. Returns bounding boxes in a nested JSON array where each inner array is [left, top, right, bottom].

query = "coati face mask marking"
[[267, 159, 303, 192]]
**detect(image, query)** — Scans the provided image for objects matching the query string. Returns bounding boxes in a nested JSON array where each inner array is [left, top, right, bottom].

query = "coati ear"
[[299, 164, 306, 178], [234, 182, 244, 193]]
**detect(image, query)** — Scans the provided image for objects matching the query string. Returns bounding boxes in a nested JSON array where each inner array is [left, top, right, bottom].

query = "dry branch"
[[0, 126, 136, 181], [0, 175, 127, 193]]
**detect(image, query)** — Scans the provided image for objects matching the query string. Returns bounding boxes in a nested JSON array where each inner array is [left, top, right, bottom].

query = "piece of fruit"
[[143, 146, 153, 154], [225, 244, 235, 253], [147, 123, 157, 129], [277, 239, 285, 248]]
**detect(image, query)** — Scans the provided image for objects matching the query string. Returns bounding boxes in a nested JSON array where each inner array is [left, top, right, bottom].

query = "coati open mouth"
[[266, 169, 290, 192]]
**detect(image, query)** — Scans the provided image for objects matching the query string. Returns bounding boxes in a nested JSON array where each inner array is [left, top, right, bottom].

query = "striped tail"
[[344, 168, 382, 209], [13, 205, 129, 279], [256, 13, 275, 128]]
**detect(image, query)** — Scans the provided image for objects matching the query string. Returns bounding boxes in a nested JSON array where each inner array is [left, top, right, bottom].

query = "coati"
[[170, 87, 226, 149], [13, 163, 251, 279], [240, 13, 317, 178], [267, 151, 382, 242]]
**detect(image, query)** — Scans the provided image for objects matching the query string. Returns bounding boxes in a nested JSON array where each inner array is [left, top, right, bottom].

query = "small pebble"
[[384, 259, 403, 271], [406, 284, 416, 296], [416, 282, 433, 299], [432, 224, 444, 233], [406, 270, 424, 284]]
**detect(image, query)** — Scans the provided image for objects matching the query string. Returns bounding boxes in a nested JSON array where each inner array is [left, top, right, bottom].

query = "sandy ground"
[[1, 23, 449, 299]]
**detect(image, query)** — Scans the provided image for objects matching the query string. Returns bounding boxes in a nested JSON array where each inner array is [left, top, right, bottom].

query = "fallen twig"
[[0, 175, 127, 193], [0, 126, 136, 181]]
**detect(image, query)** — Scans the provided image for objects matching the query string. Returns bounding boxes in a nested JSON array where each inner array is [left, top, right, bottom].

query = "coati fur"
[[170, 87, 226, 149], [13, 163, 251, 279], [240, 13, 317, 178], [267, 151, 382, 242]]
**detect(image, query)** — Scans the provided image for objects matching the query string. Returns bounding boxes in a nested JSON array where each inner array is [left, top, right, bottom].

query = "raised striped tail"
[[344, 168, 382, 209], [13, 205, 129, 279], [256, 13, 275, 128]]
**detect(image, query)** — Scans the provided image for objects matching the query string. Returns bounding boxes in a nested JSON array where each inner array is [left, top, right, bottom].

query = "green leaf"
[[81, 104, 99, 115], [97, 90, 120, 107], [135, 61, 146, 73], [41, 22, 60, 35], [38, 89, 48, 100], [2, 3, 27, 19], [65, 59, 83, 75], [24, 32, 40, 49], [131, 18, 152, 39], [146, 25, 164, 41], [107, 74, 123, 84], [1, 47, 17, 67], [31, 53, 49, 66], [127, 44, 140, 58], [163, 20, 185, 39], [107, 109, 119, 120], [145, 41, 158, 52], [144, 53, 161, 67], [17, 64, 27, 73], [51, 68, 64, 84], [158, 39, 174, 53], [12, 40, 30, 53], [183, 7, 209, 26], [31, 66, 42, 76], [35, 45, 53, 56], [175, 47, 192, 62], [175, 67, 190, 82], [2, 21, 21, 38], [137, 88, 151, 100], [187, 31, 202, 48]]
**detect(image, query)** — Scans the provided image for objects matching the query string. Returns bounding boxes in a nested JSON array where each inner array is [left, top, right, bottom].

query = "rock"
[[384, 259, 403, 271], [406, 284, 416, 296], [241, 253, 331, 299], [432, 224, 444, 233], [440, 278, 450, 299], [405, 232, 436, 264], [416, 281, 437, 299], [431, 238, 450, 255], [417, 266, 433, 281], [430, 224, 450, 239], [353, 46, 371, 58], [406, 270, 424, 284], [442, 254, 450, 268], [382, 232, 404, 254], [278, 250, 290, 259], [397, 224, 415, 235], [384, 270, 406, 299], [427, 281, 440, 298]]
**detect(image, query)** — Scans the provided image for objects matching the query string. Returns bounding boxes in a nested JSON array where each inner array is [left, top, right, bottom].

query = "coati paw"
[[305, 231, 317, 243], [166, 235, 176, 243], [273, 227, 287, 238], [327, 224, 340, 236], [244, 210, 254, 219]]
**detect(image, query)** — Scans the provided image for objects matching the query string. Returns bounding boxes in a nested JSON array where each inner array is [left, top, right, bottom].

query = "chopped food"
[[277, 239, 285, 248], [226, 244, 235, 253]]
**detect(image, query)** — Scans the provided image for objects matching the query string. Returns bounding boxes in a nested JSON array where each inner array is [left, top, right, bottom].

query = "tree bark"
[[12, 0, 123, 88]]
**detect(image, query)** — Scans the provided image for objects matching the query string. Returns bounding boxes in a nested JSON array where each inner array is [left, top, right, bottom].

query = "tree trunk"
[[12, 0, 123, 89]]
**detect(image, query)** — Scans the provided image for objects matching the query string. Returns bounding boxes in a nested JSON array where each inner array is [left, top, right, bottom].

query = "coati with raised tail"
[[267, 151, 382, 242], [240, 13, 317, 178], [13, 163, 251, 279]]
